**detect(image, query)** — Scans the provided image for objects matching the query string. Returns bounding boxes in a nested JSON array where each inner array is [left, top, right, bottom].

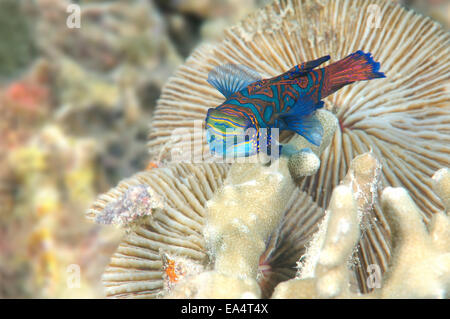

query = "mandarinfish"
[[205, 50, 385, 158]]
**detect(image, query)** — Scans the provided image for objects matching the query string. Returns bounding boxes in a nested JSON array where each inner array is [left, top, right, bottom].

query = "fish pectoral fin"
[[207, 64, 261, 99], [279, 99, 324, 146], [282, 113, 323, 146], [282, 113, 324, 146], [279, 98, 324, 119]]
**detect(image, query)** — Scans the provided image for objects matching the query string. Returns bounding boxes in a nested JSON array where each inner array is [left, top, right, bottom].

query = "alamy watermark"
[[168, 120, 281, 166], [366, 4, 382, 30], [67, 264, 81, 289], [66, 4, 81, 29], [366, 263, 382, 289]]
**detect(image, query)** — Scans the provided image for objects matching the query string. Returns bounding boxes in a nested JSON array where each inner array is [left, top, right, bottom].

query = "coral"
[[375, 169, 450, 298], [160, 252, 205, 292], [27, 0, 185, 185], [272, 160, 449, 299], [0, 60, 52, 218], [32, 0, 182, 184], [168, 111, 337, 298], [287, 110, 339, 179], [0, 59, 51, 146], [88, 155, 332, 298], [92, 152, 449, 299], [396, 0, 450, 29], [272, 152, 380, 297], [89, 149, 447, 299], [35, 0, 179, 72], [95, 184, 166, 226], [2, 122, 122, 298], [84, 0, 450, 299], [87, 111, 337, 298], [61, 0, 449, 300], [167, 271, 261, 299], [433, 168, 450, 210], [2, 0, 284, 298], [87, 163, 229, 298], [54, 58, 120, 114], [146, 0, 450, 291]]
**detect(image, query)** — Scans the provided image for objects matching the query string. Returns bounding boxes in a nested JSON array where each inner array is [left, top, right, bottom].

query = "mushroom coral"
[[87, 163, 228, 297], [145, 0, 450, 293]]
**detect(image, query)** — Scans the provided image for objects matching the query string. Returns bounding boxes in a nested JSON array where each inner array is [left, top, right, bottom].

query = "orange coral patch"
[[165, 259, 179, 282]]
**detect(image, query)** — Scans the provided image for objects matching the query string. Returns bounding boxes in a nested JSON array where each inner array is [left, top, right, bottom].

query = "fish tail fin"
[[279, 99, 324, 146], [322, 50, 385, 97]]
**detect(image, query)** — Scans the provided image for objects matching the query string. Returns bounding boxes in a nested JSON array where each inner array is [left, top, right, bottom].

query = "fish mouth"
[[206, 129, 259, 158], [206, 129, 214, 144], [206, 129, 218, 153]]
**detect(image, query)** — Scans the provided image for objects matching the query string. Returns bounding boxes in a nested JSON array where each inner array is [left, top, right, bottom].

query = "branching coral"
[[90, 154, 449, 299], [168, 111, 338, 298], [272, 152, 380, 297], [272, 162, 450, 298], [377, 169, 450, 298]]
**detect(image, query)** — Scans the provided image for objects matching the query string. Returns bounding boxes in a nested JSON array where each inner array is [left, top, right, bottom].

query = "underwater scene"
[[0, 0, 449, 300]]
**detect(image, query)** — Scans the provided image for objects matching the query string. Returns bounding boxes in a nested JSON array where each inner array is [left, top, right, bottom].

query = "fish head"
[[205, 108, 258, 157]]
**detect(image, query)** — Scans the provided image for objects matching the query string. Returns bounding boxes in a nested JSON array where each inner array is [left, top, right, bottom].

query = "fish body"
[[205, 50, 385, 157]]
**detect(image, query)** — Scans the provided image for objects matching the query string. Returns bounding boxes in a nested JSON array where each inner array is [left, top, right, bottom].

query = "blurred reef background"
[[0, 0, 448, 298]]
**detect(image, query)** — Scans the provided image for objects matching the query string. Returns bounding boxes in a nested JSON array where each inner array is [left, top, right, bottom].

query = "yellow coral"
[[65, 167, 95, 204], [33, 186, 60, 217], [9, 146, 47, 179]]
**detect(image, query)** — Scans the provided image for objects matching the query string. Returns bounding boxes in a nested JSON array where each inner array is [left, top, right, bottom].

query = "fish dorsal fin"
[[300, 55, 331, 71], [207, 64, 261, 99], [282, 55, 331, 79]]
